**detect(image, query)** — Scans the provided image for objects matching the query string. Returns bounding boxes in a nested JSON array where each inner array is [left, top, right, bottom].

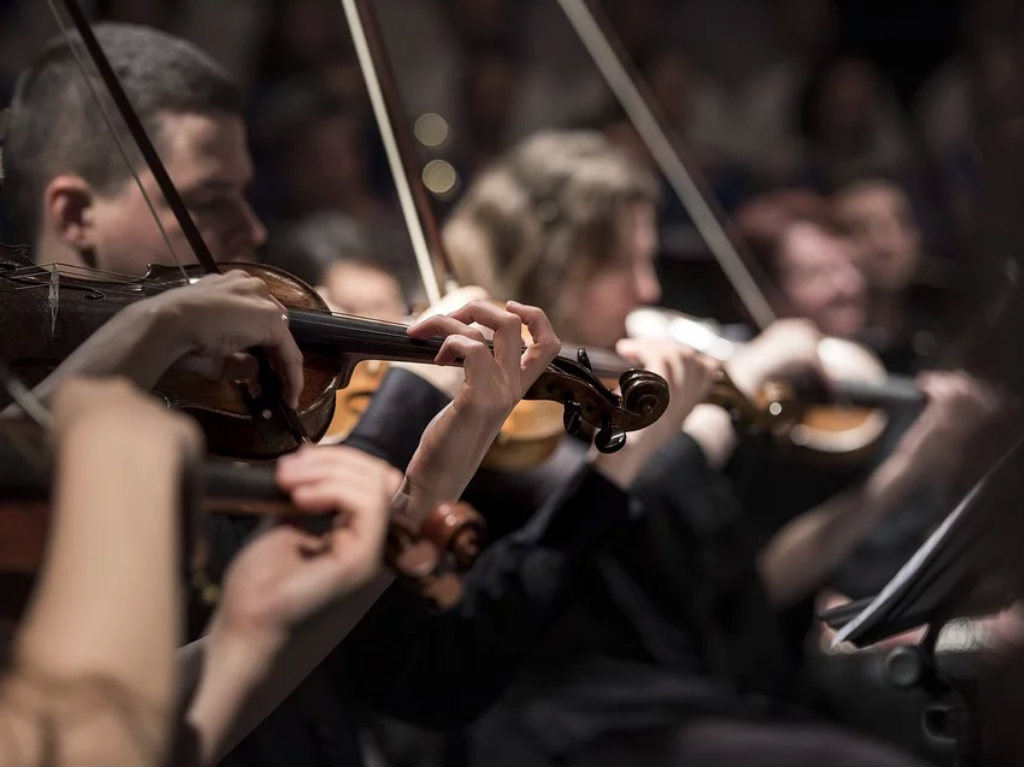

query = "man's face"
[[776, 221, 867, 339], [87, 111, 266, 275], [834, 183, 921, 292]]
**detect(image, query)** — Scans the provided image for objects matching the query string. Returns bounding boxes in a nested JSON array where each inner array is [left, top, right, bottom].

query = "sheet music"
[[832, 434, 1024, 649]]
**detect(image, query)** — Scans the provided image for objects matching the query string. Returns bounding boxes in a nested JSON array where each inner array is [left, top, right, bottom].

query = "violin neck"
[[833, 376, 925, 409], [288, 309, 443, 365]]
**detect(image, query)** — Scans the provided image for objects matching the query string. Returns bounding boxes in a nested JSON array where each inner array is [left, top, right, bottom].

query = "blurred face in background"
[[319, 261, 406, 320], [775, 220, 866, 338], [561, 200, 662, 348], [833, 180, 921, 292]]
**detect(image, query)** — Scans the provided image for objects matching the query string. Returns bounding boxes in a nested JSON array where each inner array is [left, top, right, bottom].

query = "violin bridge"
[[48, 267, 59, 337]]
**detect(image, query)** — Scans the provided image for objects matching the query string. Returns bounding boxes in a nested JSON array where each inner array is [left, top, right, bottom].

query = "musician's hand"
[[895, 370, 1002, 478], [210, 446, 398, 653], [594, 339, 717, 489], [141, 270, 304, 408], [401, 300, 560, 520], [392, 285, 490, 398], [727, 319, 824, 398]]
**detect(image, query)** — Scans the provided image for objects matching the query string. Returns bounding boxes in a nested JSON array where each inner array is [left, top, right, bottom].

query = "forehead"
[[154, 111, 252, 189], [780, 221, 845, 267], [836, 185, 907, 218]]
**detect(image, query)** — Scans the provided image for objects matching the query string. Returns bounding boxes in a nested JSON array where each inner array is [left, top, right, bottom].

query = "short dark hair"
[[4, 22, 242, 241]]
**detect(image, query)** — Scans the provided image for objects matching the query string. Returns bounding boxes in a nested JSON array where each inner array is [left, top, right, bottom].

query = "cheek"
[[94, 203, 161, 264], [578, 274, 635, 341], [782, 277, 820, 314]]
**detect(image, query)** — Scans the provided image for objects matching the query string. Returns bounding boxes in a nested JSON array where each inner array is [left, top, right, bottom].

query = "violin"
[[0, 415, 484, 611], [0, 260, 670, 459], [627, 307, 926, 462]]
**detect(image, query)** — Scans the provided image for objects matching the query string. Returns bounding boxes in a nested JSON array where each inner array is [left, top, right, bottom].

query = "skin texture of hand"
[[593, 338, 717, 489], [209, 446, 400, 654], [181, 446, 400, 767], [390, 285, 490, 398], [400, 299, 561, 518], [143, 270, 304, 407]]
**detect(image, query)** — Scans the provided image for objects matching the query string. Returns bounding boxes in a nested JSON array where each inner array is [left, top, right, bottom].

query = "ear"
[[42, 174, 98, 250]]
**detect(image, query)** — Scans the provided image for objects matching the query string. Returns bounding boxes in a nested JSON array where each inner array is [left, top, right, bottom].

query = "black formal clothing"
[[206, 369, 631, 767]]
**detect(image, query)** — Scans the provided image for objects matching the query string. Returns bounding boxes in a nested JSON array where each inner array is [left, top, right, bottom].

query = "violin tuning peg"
[[562, 399, 583, 435], [595, 423, 626, 454], [576, 347, 593, 371]]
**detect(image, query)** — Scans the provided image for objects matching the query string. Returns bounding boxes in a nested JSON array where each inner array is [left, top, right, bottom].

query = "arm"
[[757, 451, 918, 608], [759, 371, 1003, 608], [0, 378, 199, 766], [343, 341, 717, 726], [345, 461, 628, 727]]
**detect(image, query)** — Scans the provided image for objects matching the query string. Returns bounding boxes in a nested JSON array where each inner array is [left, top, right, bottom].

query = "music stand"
[[819, 435, 1024, 766]]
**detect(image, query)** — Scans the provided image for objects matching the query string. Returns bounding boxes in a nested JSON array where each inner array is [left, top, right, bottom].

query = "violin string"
[[3, 261, 146, 283], [44, 0, 190, 285]]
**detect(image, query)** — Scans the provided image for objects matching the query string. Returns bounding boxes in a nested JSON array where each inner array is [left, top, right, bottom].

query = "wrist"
[[202, 611, 284, 689], [133, 295, 195, 361]]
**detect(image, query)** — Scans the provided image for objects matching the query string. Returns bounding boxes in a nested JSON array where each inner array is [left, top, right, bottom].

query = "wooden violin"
[[0, 260, 670, 459], [626, 307, 926, 463], [0, 414, 484, 611]]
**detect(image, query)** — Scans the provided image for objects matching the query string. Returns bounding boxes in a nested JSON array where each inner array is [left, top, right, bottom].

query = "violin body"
[[323, 360, 390, 443], [626, 307, 925, 465], [0, 261, 342, 458]]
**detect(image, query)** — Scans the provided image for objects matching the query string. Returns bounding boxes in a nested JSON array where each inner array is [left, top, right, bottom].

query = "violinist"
[[729, 189, 982, 594], [439, 129, 997, 766]]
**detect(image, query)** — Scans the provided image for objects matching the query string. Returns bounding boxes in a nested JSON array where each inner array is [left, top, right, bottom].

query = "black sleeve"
[[343, 367, 450, 470], [341, 463, 629, 728], [630, 432, 737, 537]]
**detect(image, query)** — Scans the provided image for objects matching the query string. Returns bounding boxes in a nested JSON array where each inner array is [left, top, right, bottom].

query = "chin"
[[828, 313, 866, 339]]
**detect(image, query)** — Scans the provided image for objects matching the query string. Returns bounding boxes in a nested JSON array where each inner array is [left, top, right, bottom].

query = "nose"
[[241, 199, 268, 251], [836, 260, 865, 299], [634, 259, 662, 305]]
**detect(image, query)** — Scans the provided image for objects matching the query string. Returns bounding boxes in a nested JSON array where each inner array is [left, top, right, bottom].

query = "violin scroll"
[[526, 353, 670, 453], [385, 501, 485, 610]]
